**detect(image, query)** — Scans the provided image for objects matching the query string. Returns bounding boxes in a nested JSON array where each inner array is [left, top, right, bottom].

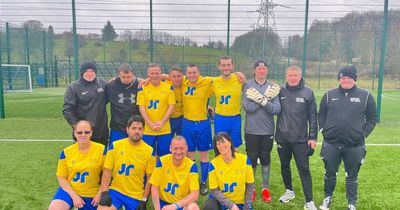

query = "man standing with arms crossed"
[[243, 60, 281, 203], [212, 56, 244, 150], [137, 63, 175, 157], [106, 63, 140, 147], [275, 65, 318, 210], [150, 135, 200, 210], [318, 66, 377, 210]]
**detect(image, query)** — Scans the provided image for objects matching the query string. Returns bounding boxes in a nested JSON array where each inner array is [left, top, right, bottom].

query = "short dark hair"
[[213, 132, 236, 158], [218, 55, 233, 65], [126, 115, 145, 128], [148, 63, 161, 70], [187, 63, 199, 68], [169, 65, 183, 74], [118, 63, 133, 73], [73, 120, 93, 130]]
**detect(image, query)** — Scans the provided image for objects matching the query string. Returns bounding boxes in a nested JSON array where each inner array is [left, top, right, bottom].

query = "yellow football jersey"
[[56, 141, 106, 197], [208, 153, 254, 205], [182, 76, 213, 121], [149, 154, 199, 203], [166, 80, 183, 118], [212, 74, 243, 116], [104, 138, 156, 199], [137, 82, 176, 135]]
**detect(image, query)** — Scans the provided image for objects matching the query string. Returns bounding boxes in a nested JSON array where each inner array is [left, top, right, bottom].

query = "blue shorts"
[[170, 116, 183, 136], [52, 187, 95, 210], [142, 133, 173, 156], [109, 129, 128, 149], [160, 199, 183, 210], [214, 114, 242, 148], [109, 189, 140, 210], [181, 118, 212, 152]]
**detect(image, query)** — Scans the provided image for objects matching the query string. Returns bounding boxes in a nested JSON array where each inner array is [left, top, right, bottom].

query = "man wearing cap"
[[63, 61, 109, 146], [242, 60, 281, 203], [106, 63, 140, 147], [318, 66, 377, 210], [275, 65, 318, 210]]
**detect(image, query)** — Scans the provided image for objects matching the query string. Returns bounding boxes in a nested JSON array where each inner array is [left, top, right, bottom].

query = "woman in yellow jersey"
[[49, 120, 106, 210], [203, 132, 255, 210]]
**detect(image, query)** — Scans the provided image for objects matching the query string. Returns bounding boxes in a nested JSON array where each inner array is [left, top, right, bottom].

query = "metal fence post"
[[302, 0, 310, 78], [377, 0, 389, 122]]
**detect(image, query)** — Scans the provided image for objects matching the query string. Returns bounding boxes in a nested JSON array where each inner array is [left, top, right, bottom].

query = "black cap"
[[254, 60, 268, 69], [338, 66, 357, 81], [80, 61, 98, 76]]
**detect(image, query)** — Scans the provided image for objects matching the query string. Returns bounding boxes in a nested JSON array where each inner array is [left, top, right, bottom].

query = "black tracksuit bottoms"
[[320, 142, 366, 205], [277, 142, 313, 202]]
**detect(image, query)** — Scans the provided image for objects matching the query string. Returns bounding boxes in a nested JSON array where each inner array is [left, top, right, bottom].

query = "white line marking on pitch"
[[1, 139, 400, 146]]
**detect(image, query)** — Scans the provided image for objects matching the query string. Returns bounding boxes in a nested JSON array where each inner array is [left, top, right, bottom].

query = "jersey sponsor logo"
[[118, 163, 135, 176], [164, 183, 179, 195], [184, 87, 196, 96], [148, 100, 160, 109], [118, 93, 136, 104], [350, 97, 361, 103], [81, 91, 88, 95], [73, 171, 89, 183], [219, 95, 231, 104], [331, 98, 339, 101], [296, 97, 305, 103], [222, 182, 238, 193], [280, 96, 287, 100]]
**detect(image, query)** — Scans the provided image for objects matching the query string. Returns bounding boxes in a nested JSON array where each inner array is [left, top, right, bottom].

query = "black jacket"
[[318, 85, 377, 147], [106, 77, 139, 132], [63, 77, 109, 145], [275, 79, 318, 144]]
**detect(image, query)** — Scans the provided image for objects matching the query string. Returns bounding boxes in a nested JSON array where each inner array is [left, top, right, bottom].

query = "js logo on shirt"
[[219, 95, 231, 104], [184, 87, 196, 96], [73, 172, 89, 183], [118, 163, 135, 176], [164, 183, 179, 195], [148, 100, 160, 109], [222, 182, 238, 193]]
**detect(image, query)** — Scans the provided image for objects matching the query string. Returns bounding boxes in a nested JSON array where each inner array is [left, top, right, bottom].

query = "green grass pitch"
[[0, 87, 399, 209]]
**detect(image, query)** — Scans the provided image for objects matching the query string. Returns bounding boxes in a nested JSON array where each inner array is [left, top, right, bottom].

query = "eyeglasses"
[[75, 131, 91, 135]]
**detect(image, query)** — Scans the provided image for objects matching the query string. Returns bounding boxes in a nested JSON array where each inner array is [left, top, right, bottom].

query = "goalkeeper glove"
[[246, 87, 268, 106], [99, 191, 112, 207], [264, 83, 280, 100]]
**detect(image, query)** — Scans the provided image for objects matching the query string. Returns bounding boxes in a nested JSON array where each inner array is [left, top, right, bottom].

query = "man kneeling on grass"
[[149, 135, 200, 210]]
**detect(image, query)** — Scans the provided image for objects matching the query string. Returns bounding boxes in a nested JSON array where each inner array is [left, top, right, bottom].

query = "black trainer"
[[200, 182, 209, 195]]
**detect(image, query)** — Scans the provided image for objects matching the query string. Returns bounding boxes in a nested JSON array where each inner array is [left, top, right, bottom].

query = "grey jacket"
[[242, 79, 281, 135]]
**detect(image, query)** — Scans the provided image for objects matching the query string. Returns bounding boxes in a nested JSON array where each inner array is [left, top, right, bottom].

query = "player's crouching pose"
[[98, 115, 156, 210], [149, 135, 200, 210], [48, 120, 106, 210], [203, 132, 255, 210]]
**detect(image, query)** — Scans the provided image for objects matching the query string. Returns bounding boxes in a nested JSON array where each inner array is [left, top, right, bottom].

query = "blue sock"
[[200, 161, 209, 183]]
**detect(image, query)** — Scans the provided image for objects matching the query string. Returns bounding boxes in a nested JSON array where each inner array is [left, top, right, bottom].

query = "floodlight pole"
[[227, 0, 231, 55], [301, 0, 310, 78], [72, 0, 79, 80], [0, 40, 5, 119], [377, 0, 389, 122]]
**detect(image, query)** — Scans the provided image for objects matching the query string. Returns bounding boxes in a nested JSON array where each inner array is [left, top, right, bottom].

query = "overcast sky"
[[0, 0, 397, 44]]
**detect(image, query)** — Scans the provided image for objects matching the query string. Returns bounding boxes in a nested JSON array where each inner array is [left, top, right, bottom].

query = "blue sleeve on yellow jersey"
[[102, 146, 107, 155], [246, 157, 252, 166], [156, 159, 163, 168], [209, 162, 215, 172], [138, 87, 143, 92], [170, 86, 174, 90], [190, 163, 199, 173], [59, 151, 66, 160]]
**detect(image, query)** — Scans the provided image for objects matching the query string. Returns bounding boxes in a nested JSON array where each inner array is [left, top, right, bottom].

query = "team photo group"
[[48, 56, 377, 210]]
